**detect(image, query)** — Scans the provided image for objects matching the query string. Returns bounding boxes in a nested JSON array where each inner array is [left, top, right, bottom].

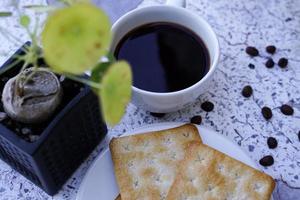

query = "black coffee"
[[115, 22, 210, 93]]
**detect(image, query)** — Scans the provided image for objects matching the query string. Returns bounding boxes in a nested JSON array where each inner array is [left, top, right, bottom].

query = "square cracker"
[[110, 124, 202, 200], [166, 142, 275, 200]]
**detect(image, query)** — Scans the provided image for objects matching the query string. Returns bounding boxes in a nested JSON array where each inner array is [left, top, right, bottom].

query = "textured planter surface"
[[0, 44, 107, 195]]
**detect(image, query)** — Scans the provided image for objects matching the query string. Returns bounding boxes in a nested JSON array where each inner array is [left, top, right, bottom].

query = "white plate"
[[77, 122, 272, 200]]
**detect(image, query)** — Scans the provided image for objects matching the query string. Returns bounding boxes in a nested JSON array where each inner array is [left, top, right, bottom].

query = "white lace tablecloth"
[[0, 0, 300, 199]]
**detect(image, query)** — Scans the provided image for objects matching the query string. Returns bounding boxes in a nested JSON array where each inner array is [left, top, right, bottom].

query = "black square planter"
[[0, 43, 107, 195]]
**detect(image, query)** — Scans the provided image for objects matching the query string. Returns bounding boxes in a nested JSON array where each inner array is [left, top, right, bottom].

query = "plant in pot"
[[0, 0, 132, 195]]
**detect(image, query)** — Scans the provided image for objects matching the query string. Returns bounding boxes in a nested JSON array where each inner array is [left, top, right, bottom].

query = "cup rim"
[[112, 5, 220, 97]]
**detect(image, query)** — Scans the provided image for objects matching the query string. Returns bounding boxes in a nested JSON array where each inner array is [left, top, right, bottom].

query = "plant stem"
[[63, 74, 101, 89], [19, 59, 30, 74], [23, 63, 38, 85]]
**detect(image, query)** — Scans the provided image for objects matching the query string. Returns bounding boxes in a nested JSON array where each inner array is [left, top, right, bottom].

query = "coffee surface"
[[115, 22, 210, 93]]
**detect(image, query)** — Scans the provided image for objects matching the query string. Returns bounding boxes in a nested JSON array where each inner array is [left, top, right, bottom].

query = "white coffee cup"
[[111, 0, 220, 113]]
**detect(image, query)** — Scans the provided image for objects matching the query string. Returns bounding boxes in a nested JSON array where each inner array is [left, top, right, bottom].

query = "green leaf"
[[106, 51, 116, 63], [42, 3, 111, 74], [91, 62, 110, 84], [0, 12, 12, 17], [99, 61, 132, 125], [90, 62, 111, 93], [90, 52, 116, 85], [20, 15, 30, 27]]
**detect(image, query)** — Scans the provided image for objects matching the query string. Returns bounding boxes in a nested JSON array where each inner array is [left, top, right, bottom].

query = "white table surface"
[[0, 0, 299, 199]]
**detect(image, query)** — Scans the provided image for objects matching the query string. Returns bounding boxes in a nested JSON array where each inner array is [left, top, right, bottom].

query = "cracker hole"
[[160, 192, 167, 200], [133, 180, 139, 189], [155, 174, 162, 183], [122, 144, 130, 151], [217, 164, 225, 172], [207, 184, 214, 191], [143, 141, 150, 148], [195, 154, 205, 163], [234, 172, 241, 179], [253, 183, 264, 193], [147, 158, 155, 165], [127, 161, 134, 168], [189, 177, 195, 183], [169, 151, 177, 160], [182, 132, 190, 138], [164, 137, 172, 145]]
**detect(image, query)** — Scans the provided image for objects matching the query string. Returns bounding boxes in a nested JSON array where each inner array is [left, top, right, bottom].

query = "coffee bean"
[[201, 101, 214, 112], [248, 63, 255, 69], [190, 115, 202, 125], [265, 58, 275, 68], [267, 137, 278, 149], [285, 17, 292, 22], [266, 45, 276, 54], [261, 107, 272, 120], [280, 104, 294, 115], [242, 85, 253, 98], [246, 46, 259, 57], [259, 155, 274, 167], [278, 58, 288, 68], [150, 112, 166, 118]]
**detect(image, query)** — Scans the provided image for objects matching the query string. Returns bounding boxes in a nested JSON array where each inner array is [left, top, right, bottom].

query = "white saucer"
[[76, 122, 272, 200]]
